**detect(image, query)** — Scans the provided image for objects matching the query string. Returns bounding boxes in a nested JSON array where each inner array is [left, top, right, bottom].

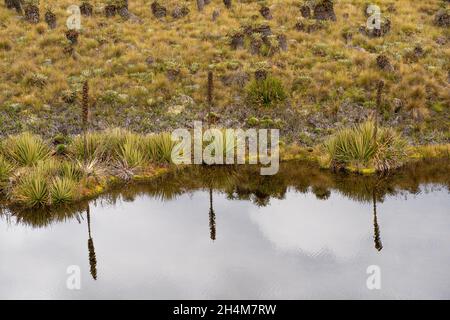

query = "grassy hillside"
[[0, 0, 448, 144]]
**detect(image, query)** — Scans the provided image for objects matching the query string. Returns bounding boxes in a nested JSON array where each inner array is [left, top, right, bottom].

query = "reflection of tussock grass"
[[1, 159, 449, 227], [144, 160, 450, 206], [3, 200, 88, 228], [0, 127, 448, 218]]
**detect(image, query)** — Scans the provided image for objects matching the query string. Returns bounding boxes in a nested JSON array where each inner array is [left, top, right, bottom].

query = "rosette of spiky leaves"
[[49, 176, 77, 205], [144, 133, 176, 164], [3, 133, 50, 167], [13, 169, 49, 208], [323, 121, 408, 172], [116, 134, 145, 171]]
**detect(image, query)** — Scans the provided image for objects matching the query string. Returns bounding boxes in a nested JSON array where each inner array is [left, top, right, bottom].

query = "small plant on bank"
[[60, 161, 84, 182], [246, 76, 287, 108], [117, 135, 145, 170], [49, 177, 77, 205], [34, 158, 62, 177], [3, 133, 50, 167], [13, 170, 49, 207], [70, 132, 105, 161], [76, 158, 106, 183], [323, 121, 408, 172], [144, 133, 175, 164]]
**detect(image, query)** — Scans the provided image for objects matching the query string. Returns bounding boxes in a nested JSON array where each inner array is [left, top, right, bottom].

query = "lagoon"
[[0, 161, 449, 299]]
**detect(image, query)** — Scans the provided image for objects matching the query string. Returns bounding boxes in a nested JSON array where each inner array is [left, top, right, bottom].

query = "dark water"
[[0, 160, 449, 299]]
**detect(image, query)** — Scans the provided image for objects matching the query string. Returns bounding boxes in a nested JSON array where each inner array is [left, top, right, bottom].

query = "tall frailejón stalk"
[[374, 80, 384, 145], [82, 80, 90, 161], [207, 70, 214, 127]]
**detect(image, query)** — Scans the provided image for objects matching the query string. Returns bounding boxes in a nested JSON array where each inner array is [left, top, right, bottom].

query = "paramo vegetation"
[[0, 0, 449, 209], [0, 0, 448, 144], [0, 126, 448, 209], [0, 129, 175, 208]]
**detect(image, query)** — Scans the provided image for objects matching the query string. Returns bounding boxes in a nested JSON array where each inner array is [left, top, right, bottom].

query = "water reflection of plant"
[[86, 205, 98, 280], [2, 200, 88, 228], [372, 187, 383, 252], [209, 188, 216, 241], [90, 159, 450, 211], [1, 160, 448, 228]]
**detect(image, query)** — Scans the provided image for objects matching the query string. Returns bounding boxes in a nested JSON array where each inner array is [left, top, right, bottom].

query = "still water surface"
[[0, 161, 449, 299]]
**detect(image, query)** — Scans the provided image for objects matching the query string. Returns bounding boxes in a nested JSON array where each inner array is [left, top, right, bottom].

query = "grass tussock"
[[246, 76, 287, 108], [1, 129, 179, 208], [49, 177, 77, 205], [13, 170, 50, 208], [2, 133, 50, 166], [144, 133, 176, 164], [323, 121, 408, 172], [0, 127, 446, 208], [117, 135, 146, 169]]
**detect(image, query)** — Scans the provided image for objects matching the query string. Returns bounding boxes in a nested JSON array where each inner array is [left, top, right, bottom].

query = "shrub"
[[323, 121, 407, 172], [246, 76, 287, 108], [53, 133, 71, 145], [55, 144, 67, 155], [3, 133, 50, 166]]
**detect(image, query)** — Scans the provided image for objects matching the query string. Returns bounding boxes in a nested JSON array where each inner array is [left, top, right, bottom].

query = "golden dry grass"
[[0, 0, 448, 140]]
